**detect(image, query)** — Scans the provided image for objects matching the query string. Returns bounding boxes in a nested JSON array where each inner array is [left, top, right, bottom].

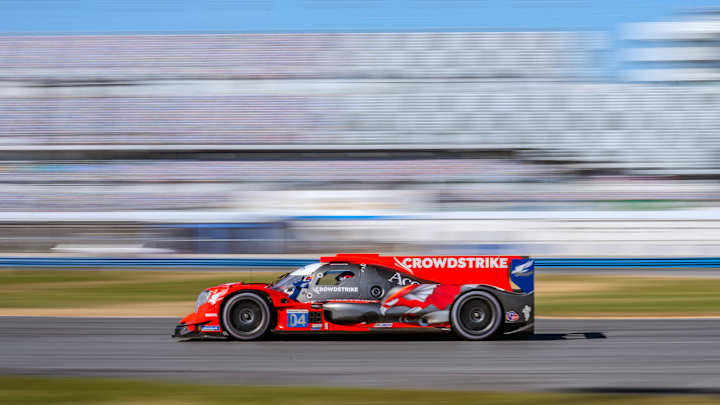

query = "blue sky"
[[0, 0, 716, 35]]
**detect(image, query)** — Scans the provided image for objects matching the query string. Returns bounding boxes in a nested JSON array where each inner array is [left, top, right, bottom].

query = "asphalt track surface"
[[1, 317, 720, 393]]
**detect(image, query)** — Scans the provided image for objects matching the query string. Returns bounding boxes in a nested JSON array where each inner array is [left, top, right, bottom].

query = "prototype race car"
[[172, 254, 534, 341]]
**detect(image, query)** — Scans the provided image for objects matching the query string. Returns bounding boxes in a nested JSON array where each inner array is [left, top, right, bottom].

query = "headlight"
[[195, 290, 209, 311]]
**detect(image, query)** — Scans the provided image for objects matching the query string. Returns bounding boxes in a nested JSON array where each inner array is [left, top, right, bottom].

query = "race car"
[[172, 254, 534, 341]]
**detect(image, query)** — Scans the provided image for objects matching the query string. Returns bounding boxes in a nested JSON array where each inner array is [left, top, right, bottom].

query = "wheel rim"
[[229, 300, 263, 334], [458, 298, 494, 335]]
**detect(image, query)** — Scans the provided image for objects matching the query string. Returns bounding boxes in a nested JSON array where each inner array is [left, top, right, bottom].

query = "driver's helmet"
[[335, 271, 355, 283]]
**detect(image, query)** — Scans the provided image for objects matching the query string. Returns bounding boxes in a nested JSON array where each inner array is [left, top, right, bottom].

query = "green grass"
[[1, 270, 720, 317], [0, 269, 279, 309], [0, 376, 718, 405], [537, 275, 720, 317]]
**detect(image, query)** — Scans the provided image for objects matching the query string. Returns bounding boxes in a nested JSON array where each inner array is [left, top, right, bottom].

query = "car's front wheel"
[[450, 290, 503, 340], [221, 292, 272, 341]]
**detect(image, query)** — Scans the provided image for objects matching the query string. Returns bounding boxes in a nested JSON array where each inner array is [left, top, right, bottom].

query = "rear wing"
[[320, 254, 534, 293]]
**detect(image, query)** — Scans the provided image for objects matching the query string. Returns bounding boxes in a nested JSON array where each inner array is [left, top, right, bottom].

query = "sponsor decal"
[[510, 258, 534, 293], [373, 323, 393, 328], [393, 257, 415, 274], [200, 325, 221, 332], [325, 299, 378, 303], [208, 290, 227, 305], [506, 311, 520, 322], [286, 309, 309, 328], [311, 323, 322, 330], [511, 259, 534, 276], [204, 313, 218, 317], [399, 257, 509, 270], [388, 272, 420, 286], [312, 286, 359, 294], [522, 305, 532, 321]]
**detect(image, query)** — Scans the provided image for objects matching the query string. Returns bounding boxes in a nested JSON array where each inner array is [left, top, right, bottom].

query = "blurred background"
[[5, 2, 720, 403], [2, 0, 720, 258]]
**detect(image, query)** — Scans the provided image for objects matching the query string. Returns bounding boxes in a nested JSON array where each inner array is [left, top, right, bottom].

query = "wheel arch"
[[451, 285, 505, 314], [218, 289, 277, 335]]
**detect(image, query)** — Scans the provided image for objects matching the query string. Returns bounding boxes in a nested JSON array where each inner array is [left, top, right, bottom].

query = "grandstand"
[[0, 31, 719, 173], [2, 28, 720, 256], [623, 9, 720, 82], [1, 82, 719, 171], [0, 32, 604, 81]]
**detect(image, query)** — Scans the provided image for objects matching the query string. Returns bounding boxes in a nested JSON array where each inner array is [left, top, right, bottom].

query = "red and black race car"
[[173, 254, 534, 341]]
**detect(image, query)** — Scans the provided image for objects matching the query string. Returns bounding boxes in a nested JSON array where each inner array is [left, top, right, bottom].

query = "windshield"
[[269, 262, 324, 293], [270, 272, 290, 287]]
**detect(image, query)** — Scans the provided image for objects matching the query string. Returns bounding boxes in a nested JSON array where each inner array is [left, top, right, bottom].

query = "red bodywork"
[[325, 254, 517, 289], [177, 254, 526, 335]]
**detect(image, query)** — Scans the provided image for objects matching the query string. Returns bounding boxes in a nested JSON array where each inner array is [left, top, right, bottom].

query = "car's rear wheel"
[[221, 293, 272, 341], [451, 290, 502, 340]]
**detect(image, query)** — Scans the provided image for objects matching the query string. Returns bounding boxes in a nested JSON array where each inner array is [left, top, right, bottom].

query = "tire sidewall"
[[221, 292, 272, 341], [451, 290, 503, 340]]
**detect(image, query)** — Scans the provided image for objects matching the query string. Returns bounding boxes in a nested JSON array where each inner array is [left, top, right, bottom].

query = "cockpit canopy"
[[269, 261, 427, 303], [270, 262, 324, 294]]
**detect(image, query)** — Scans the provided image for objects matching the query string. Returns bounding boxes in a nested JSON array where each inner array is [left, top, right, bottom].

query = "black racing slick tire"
[[221, 293, 272, 341], [450, 290, 503, 341]]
